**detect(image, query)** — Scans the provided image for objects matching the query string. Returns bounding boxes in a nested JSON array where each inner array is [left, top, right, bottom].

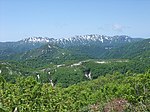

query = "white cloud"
[[97, 24, 130, 35], [112, 24, 124, 32]]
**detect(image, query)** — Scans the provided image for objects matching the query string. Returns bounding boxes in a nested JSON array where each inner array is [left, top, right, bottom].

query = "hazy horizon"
[[0, 0, 150, 41]]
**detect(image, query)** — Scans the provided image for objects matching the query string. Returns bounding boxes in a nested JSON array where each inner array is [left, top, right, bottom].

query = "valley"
[[0, 35, 150, 111]]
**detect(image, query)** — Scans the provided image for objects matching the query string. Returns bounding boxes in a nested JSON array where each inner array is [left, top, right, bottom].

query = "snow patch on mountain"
[[95, 61, 108, 64], [71, 62, 82, 67], [48, 45, 51, 48], [19, 35, 140, 48], [56, 64, 65, 68], [22, 37, 53, 43]]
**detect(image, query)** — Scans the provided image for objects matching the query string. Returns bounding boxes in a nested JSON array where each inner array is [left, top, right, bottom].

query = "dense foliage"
[[0, 71, 150, 111]]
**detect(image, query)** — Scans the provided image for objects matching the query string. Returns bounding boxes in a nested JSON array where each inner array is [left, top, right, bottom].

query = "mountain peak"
[[21, 37, 53, 43], [17, 34, 141, 47], [54, 34, 136, 47]]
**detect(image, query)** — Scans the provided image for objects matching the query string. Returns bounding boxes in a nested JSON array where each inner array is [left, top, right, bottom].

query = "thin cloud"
[[112, 24, 124, 32]]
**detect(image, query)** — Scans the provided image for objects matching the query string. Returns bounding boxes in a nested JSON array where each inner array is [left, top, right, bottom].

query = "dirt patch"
[[104, 98, 128, 112]]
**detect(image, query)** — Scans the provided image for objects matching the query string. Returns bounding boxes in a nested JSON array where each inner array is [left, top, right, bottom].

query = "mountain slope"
[[53, 35, 143, 59], [55, 35, 141, 47], [0, 37, 51, 59], [65, 36, 143, 59], [0, 35, 142, 60], [15, 43, 88, 68], [102, 38, 150, 59]]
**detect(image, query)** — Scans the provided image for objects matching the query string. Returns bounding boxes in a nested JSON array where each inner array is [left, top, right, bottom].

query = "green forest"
[[0, 56, 150, 111], [0, 38, 150, 112], [0, 70, 150, 111]]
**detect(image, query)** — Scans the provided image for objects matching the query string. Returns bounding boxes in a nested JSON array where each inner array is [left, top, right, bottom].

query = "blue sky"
[[0, 0, 150, 41]]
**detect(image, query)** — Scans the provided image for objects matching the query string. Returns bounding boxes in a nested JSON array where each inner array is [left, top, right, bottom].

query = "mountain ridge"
[[0, 34, 144, 60], [18, 35, 141, 46], [1, 34, 142, 43]]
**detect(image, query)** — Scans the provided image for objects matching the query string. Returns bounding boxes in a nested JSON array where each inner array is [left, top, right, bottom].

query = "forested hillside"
[[102, 38, 150, 59], [0, 36, 150, 111], [0, 71, 150, 111]]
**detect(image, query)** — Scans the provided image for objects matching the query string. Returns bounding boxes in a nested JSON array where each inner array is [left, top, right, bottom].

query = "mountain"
[[0, 35, 142, 60], [62, 35, 143, 58], [19, 35, 142, 47], [0, 37, 51, 59], [21, 37, 54, 43], [16, 43, 88, 68], [0, 61, 34, 82], [55, 35, 141, 47], [101, 38, 150, 59], [18, 44, 75, 60]]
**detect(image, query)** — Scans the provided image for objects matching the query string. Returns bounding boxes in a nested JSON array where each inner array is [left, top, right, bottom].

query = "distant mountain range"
[[0, 34, 142, 56], [19, 35, 141, 47], [0, 34, 149, 62]]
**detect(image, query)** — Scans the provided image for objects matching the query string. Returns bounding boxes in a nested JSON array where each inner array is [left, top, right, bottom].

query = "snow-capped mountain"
[[19, 35, 141, 47], [0, 34, 142, 59], [20, 37, 55, 43], [55, 35, 137, 47]]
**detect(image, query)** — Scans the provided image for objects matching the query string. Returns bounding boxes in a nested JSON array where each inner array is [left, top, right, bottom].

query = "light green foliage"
[[0, 71, 150, 111]]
